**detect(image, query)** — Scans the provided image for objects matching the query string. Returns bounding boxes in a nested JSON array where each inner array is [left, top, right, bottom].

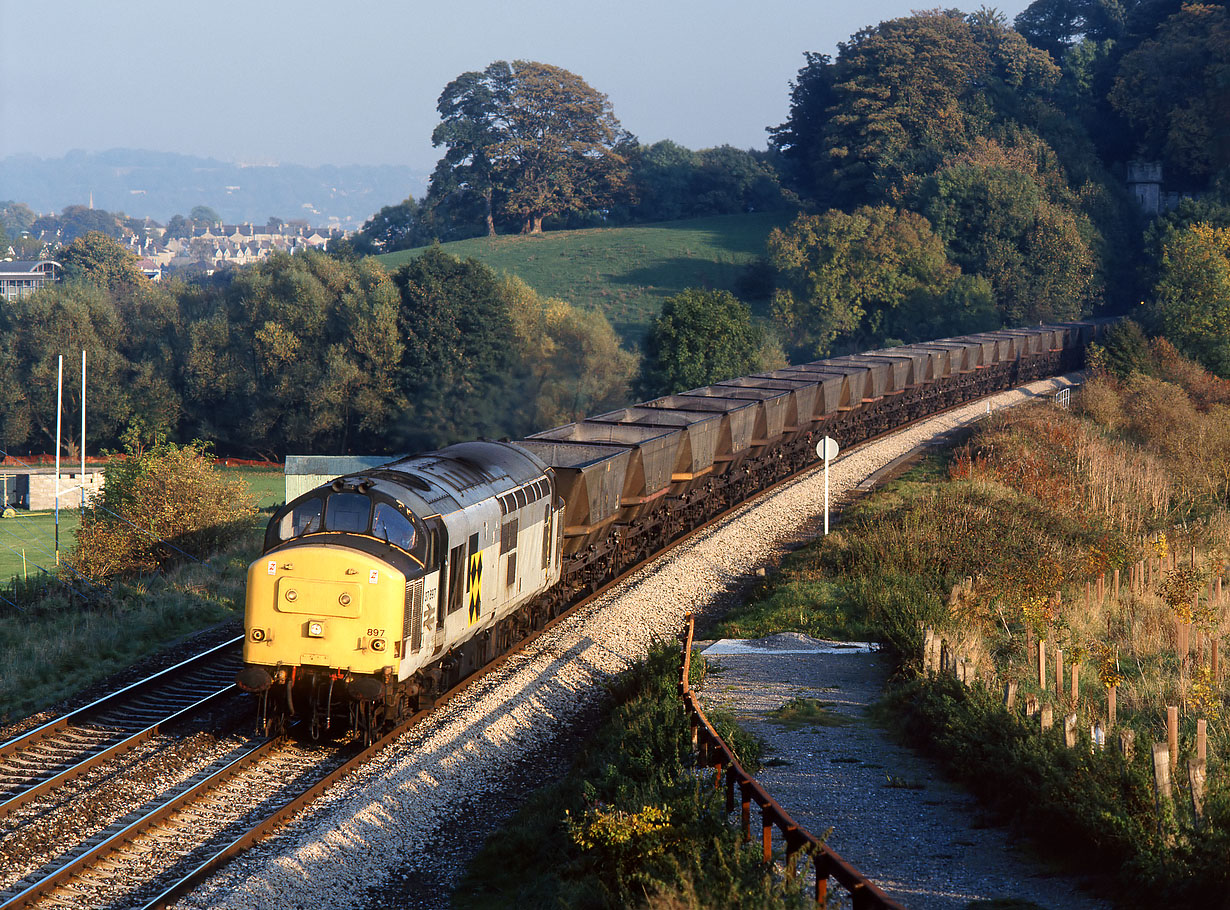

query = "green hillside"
[[376, 213, 789, 343]]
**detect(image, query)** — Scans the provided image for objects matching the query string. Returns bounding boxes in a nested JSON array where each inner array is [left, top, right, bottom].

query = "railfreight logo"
[[467, 533, 482, 625]]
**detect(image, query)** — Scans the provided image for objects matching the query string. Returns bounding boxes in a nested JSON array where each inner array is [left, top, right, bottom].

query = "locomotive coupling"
[[235, 665, 273, 693]]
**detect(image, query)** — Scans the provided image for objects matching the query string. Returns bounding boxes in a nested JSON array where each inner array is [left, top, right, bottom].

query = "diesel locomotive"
[[236, 322, 1109, 743]]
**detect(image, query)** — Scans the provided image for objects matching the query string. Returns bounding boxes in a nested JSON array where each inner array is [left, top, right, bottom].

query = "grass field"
[[377, 213, 789, 343], [0, 467, 285, 588]]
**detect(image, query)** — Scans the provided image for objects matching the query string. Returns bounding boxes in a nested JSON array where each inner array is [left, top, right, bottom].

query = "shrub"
[[70, 441, 256, 578]]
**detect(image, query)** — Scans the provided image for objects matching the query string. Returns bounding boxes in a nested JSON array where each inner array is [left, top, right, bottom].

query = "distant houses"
[[2, 220, 349, 282], [143, 221, 347, 274]]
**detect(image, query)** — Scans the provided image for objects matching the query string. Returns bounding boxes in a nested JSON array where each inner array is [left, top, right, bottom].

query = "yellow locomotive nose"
[[243, 547, 406, 675]]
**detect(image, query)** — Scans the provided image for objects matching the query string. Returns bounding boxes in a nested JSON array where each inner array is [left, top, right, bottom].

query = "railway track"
[[0, 375, 1080, 909], [0, 638, 244, 821]]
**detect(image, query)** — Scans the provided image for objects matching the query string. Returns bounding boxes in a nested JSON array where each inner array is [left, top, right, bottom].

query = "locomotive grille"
[[404, 579, 424, 653]]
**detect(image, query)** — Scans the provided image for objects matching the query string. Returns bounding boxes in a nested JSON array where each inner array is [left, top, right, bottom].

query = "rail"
[[678, 614, 905, 909]]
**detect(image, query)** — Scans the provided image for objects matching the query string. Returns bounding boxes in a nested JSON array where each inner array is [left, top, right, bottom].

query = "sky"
[[1, 0, 1034, 173]]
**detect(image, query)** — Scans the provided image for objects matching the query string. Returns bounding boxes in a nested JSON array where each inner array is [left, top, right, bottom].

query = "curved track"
[[0, 370, 1083, 909]]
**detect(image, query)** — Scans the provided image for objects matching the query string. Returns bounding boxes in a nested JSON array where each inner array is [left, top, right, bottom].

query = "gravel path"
[[172, 376, 1086, 910], [697, 635, 1111, 909]]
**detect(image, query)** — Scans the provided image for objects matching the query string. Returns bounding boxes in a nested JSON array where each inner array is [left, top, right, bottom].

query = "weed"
[[767, 697, 854, 729]]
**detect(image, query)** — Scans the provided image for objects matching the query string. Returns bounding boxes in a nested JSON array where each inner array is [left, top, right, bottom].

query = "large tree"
[[1109, 2, 1230, 186], [57, 231, 150, 291], [503, 276, 637, 427], [914, 161, 1099, 323], [430, 60, 632, 234], [181, 251, 404, 457], [391, 248, 531, 449], [1147, 222, 1230, 376]]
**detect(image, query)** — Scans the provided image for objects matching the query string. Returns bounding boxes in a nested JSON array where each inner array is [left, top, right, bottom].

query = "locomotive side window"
[[278, 499, 323, 540], [372, 503, 415, 550], [447, 545, 466, 614], [325, 493, 371, 532]]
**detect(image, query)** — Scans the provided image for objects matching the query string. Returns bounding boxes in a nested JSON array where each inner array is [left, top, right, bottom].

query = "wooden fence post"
[[1065, 713, 1078, 748], [1004, 681, 1017, 711], [1055, 648, 1064, 695], [1121, 729, 1136, 762], [1041, 704, 1054, 732], [1197, 718, 1208, 764], [1152, 742, 1174, 839], [1108, 685, 1117, 730], [1070, 663, 1080, 705], [1167, 706, 1179, 769], [1038, 639, 1047, 690], [1190, 758, 1208, 824]]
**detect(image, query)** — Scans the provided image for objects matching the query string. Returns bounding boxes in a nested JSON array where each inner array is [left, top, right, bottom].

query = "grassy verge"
[[451, 646, 796, 910], [0, 464, 279, 723], [0, 520, 263, 723]]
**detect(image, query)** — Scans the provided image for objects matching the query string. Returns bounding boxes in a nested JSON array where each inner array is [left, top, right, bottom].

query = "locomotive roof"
[[339, 440, 551, 515]]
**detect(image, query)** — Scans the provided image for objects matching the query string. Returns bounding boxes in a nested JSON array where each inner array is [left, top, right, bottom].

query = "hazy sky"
[[1, 1, 1033, 172]]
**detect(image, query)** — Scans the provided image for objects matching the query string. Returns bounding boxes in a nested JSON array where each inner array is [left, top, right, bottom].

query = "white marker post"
[[816, 436, 839, 535]]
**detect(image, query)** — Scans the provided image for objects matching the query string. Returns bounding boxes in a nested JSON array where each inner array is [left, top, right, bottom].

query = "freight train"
[[236, 322, 1108, 743]]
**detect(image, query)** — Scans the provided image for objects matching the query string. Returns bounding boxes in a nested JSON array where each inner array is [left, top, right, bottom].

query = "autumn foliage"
[[70, 441, 255, 579]]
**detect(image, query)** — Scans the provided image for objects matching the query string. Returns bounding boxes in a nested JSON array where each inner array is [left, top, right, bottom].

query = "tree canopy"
[[430, 60, 632, 234], [768, 207, 989, 359], [772, 11, 1060, 207], [1146, 222, 1230, 375], [639, 289, 781, 398]]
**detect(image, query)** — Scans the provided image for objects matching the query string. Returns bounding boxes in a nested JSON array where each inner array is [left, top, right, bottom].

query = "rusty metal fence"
[[678, 614, 905, 909]]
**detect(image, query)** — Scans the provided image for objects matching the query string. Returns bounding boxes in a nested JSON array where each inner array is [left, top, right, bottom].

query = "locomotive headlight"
[[250, 628, 266, 642], [307, 620, 325, 638], [371, 638, 386, 652], [285, 589, 298, 602], [339, 593, 351, 606]]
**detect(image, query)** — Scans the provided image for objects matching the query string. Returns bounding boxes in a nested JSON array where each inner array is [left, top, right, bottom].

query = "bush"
[[452, 646, 800, 909], [70, 440, 256, 578]]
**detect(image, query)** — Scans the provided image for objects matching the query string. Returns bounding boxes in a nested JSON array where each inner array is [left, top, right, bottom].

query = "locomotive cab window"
[[372, 503, 416, 550], [277, 498, 323, 541], [325, 493, 371, 532]]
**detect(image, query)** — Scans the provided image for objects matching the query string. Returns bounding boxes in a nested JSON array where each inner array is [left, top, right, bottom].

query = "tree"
[[70, 440, 255, 578], [914, 163, 1098, 323], [163, 214, 193, 239], [430, 60, 632, 234], [0, 282, 136, 454], [1014, 0, 1127, 61], [1147, 222, 1230, 376], [639, 289, 780, 398], [1109, 3, 1230, 186], [392, 247, 531, 449], [770, 12, 1060, 206], [58, 231, 150, 291], [180, 251, 404, 456], [190, 205, 222, 229], [354, 196, 424, 252], [767, 207, 966, 359], [503, 276, 637, 427], [0, 201, 37, 238]]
